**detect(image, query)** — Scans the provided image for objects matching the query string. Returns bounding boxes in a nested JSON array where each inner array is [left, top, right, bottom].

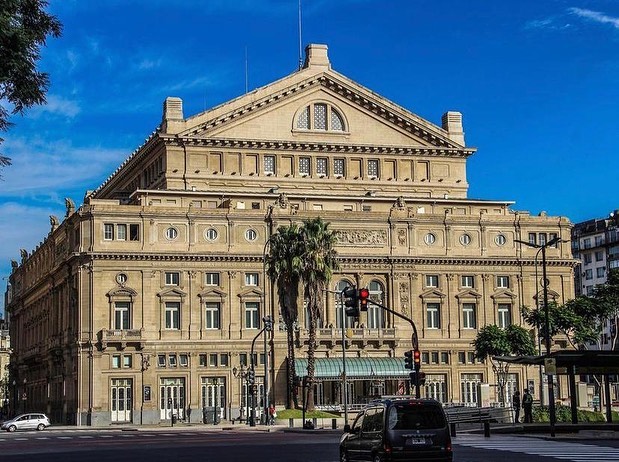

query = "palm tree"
[[265, 223, 304, 409], [299, 217, 339, 411]]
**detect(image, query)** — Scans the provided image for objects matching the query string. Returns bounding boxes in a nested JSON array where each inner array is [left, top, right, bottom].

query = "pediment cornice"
[[178, 71, 466, 150]]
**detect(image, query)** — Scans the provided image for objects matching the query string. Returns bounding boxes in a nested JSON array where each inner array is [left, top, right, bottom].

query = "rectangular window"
[[426, 275, 439, 288], [179, 354, 189, 367], [597, 267, 606, 278], [584, 253, 592, 264], [497, 276, 510, 289], [595, 251, 604, 262], [421, 352, 430, 364], [104, 223, 114, 240], [245, 302, 259, 329], [112, 355, 121, 369], [334, 158, 345, 176], [117, 224, 127, 241], [467, 352, 476, 364], [114, 302, 131, 330], [264, 155, 275, 174], [205, 272, 220, 286], [220, 354, 229, 367], [158, 354, 166, 367], [426, 303, 440, 329], [209, 354, 218, 367], [259, 353, 266, 365], [165, 302, 180, 329], [367, 159, 379, 178], [299, 156, 311, 175], [168, 354, 177, 367], [585, 269, 593, 280], [595, 236, 604, 246], [245, 273, 259, 286], [123, 355, 132, 368], [316, 157, 328, 176], [462, 303, 476, 329], [586, 285, 594, 296], [549, 232, 558, 247], [239, 353, 248, 366], [528, 232, 536, 245], [431, 351, 439, 364], [199, 354, 207, 367], [129, 224, 140, 241], [461, 275, 474, 288], [205, 302, 221, 329], [538, 233, 547, 246], [165, 272, 180, 286], [498, 303, 512, 328], [441, 352, 449, 364], [584, 238, 591, 249], [458, 351, 466, 364]]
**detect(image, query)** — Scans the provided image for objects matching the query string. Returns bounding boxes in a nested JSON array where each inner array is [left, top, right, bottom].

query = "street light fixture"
[[515, 236, 561, 437]]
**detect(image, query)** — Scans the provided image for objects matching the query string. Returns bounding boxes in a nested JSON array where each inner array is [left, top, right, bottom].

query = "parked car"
[[1, 413, 51, 432], [340, 398, 452, 462]]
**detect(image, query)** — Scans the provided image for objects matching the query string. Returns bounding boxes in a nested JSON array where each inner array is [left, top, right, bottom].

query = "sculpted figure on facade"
[[335, 229, 387, 246], [64, 197, 76, 217]]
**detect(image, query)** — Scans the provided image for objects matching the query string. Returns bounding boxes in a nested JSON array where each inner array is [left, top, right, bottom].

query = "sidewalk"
[[457, 421, 619, 441]]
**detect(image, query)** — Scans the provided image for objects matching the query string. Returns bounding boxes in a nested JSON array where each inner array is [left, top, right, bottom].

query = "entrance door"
[[160, 378, 185, 420], [111, 378, 132, 422], [201, 377, 225, 420]]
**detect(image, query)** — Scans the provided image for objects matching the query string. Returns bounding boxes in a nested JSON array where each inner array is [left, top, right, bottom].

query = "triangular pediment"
[[419, 289, 446, 299], [157, 287, 187, 299], [491, 289, 517, 300], [172, 66, 468, 152], [198, 288, 227, 299], [238, 288, 263, 300], [455, 289, 482, 300]]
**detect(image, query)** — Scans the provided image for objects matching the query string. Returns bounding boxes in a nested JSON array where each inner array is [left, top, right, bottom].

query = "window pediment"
[[419, 289, 446, 300], [157, 287, 187, 300], [107, 287, 137, 300], [491, 289, 517, 301], [198, 288, 227, 300], [455, 289, 482, 300], [238, 288, 263, 301]]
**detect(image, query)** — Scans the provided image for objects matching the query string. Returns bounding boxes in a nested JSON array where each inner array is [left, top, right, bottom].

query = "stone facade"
[[6, 44, 576, 426]]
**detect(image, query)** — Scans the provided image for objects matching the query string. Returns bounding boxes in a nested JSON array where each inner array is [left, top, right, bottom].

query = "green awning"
[[294, 357, 408, 380]]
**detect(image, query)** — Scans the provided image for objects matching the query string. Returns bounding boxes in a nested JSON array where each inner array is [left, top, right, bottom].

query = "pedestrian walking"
[[268, 404, 277, 425], [512, 390, 521, 423], [522, 390, 533, 423]]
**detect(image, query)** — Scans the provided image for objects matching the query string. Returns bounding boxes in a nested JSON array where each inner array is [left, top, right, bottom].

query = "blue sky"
[[1, 0, 618, 314]]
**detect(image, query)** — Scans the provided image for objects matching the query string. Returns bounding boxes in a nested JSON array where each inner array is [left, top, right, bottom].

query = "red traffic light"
[[358, 288, 370, 311], [413, 349, 421, 364]]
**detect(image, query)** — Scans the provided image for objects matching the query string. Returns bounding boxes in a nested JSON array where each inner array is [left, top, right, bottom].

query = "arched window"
[[367, 280, 385, 329], [334, 280, 355, 328], [295, 103, 347, 132]]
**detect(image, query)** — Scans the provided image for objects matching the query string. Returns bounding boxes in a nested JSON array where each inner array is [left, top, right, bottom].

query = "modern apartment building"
[[5, 44, 576, 426]]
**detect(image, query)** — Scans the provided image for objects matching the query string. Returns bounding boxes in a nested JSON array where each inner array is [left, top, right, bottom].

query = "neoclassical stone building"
[[6, 44, 575, 426]]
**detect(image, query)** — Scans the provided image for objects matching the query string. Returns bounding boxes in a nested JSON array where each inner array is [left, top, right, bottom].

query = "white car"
[[1, 413, 51, 432]]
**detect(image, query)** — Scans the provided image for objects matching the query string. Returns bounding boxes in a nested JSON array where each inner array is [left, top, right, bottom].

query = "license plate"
[[406, 438, 426, 445]]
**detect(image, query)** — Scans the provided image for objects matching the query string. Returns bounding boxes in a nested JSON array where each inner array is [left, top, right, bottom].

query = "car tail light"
[[384, 442, 392, 454]]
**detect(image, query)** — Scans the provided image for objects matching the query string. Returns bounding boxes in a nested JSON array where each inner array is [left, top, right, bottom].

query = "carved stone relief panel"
[[334, 230, 388, 246]]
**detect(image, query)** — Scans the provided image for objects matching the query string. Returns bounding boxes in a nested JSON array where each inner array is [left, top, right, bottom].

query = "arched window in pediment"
[[295, 102, 347, 132]]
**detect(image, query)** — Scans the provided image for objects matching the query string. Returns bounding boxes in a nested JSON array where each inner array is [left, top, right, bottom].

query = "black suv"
[[339, 398, 452, 462]]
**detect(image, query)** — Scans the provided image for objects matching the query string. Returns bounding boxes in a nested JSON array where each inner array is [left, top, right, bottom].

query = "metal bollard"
[[289, 418, 294, 428], [450, 422, 457, 437], [483, 421, 490, 437], [332, 418, 337, 429]]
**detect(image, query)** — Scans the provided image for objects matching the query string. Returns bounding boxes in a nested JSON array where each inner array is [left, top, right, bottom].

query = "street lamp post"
[[515, 236, 560, 437]]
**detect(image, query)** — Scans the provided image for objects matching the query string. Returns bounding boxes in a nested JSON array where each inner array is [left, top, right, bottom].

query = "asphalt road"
[[2, 428, 619, 462]]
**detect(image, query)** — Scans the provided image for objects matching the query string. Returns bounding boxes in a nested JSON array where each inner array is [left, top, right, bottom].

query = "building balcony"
[[98, 329, 145, 350], [312, 326, 398, 348]]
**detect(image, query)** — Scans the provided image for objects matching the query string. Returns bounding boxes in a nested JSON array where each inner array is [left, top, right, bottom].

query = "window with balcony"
[[114, 302, 131, 330]]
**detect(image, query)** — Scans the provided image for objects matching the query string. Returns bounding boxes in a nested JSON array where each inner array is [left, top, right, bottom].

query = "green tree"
[[472, 324, 536, 405], [594, 268, 619, 348], [265, 223, 304, 409], [299, 217, 338, 412], [0, 0, 62, 171]]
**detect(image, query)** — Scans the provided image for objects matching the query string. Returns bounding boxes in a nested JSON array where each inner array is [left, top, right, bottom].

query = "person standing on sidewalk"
[[268, 404, 277, 425], [522, 390, 533, 423], [512, 390, 521, 423]]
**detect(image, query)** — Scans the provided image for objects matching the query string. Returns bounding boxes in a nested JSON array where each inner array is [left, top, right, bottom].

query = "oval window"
[[165, 227, 178, 240], [205, 228, 218, 241], [116, 273, 128, 284], [245, 229, 257, 241], [460, 234, 472, 246], [424, 233, 436, 245], [495, 234, 507, 246]]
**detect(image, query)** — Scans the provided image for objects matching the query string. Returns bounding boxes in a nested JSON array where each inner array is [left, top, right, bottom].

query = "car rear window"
[[387, 403, 446, 430]]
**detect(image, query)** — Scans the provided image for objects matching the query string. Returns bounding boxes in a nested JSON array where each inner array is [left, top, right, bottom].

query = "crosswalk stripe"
[[454, 435, 619, 461]]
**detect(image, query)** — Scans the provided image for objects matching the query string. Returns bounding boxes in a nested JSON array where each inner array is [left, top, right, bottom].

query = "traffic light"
[[263, 315, 273, 332], [343, 286, 359, 317], [418, 372, 426, 386], [409, 371, 417, 387], [404, 350, 413, 370], [247, 368, 255, 385], [358, 288, 370, 311], [413, 349, 421, 372]]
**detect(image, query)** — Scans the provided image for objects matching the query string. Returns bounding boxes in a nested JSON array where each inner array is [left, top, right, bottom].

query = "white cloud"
[[0, 137, 127, 197], [569, 7, 619, 29], [137, 58, 162, 70], [29, 94, 81, 118]]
